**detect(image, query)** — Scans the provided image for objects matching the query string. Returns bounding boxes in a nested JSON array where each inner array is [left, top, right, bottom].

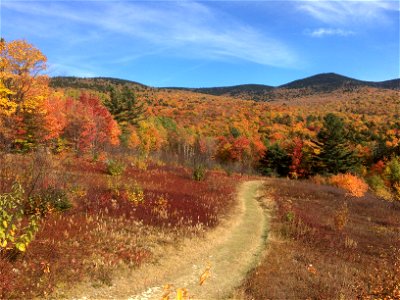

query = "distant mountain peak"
[[280, 73, 359, 89], [279, 72, 399, 92]]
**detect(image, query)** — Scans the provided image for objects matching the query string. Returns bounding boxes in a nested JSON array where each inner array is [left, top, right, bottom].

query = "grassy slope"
[[238, 178, 400, 299], [0, 153, 239, 298]]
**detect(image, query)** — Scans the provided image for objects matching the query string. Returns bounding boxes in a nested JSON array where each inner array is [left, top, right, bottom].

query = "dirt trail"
[[68, 180, 268, 300]]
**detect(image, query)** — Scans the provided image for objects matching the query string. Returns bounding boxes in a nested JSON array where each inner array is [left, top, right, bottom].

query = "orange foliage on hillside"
[[2, 39, 400, 183]]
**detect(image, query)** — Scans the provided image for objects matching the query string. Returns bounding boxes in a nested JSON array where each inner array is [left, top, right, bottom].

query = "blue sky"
[[1, 0, 399, 87]]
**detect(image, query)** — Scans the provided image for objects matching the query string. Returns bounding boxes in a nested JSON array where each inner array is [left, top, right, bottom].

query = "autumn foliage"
[[215, 136, 265, 164], [289, 137, 305, 179], [0, 37, 399, 299], [63, 92, 120, 152], [0, 39, 48, 115], [0, 39, 49, 149], [329, 173, 369, 197], [0, 39, 120, 153], [1, 38, 399, 200]]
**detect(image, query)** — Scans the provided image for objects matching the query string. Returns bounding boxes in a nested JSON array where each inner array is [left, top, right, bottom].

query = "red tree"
[[63, 92, 120, 153], [289, 137, 305, 179]]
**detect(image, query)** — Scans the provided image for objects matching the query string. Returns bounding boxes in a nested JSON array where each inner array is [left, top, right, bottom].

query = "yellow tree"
[[0, 39, 49, 150]]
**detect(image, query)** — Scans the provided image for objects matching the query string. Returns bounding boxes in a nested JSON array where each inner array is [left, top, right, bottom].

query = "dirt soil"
[[59, 180, 269, 299]]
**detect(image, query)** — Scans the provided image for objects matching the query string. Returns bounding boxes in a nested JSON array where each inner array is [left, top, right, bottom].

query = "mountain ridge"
[[165, 73, 399, 90], [50, 73, 400, 101]]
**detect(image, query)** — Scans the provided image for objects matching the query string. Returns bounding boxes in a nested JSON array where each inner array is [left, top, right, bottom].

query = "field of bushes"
[[0, 151, 240, 298], [238, 178, 400, 299]]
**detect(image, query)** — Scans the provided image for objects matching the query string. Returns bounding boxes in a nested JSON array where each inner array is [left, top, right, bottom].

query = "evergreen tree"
[[105, 85, 145, 126], [314, 113, 358, 174], [372, 137, 391, 163], [106, 87, 122, 119], [258, 142, 291, 176], [104, 85, 146, 147]]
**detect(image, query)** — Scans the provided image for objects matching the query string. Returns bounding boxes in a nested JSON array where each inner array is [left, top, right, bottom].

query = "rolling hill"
[[183, 73, 400, 100], [50, 73, 400, 102], [50, 76, 147, 92], [280, 73, 400, 91]]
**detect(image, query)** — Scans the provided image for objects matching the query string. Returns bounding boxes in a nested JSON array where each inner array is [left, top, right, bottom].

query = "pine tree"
[[104, 85, 146, 148], [258, 142, 291, 176], [105, 85, 145, 126], [372, 137, 390, 163], [314, 113, 358, 174]]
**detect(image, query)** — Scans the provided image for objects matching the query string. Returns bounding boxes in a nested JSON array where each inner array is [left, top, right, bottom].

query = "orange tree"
[[0, 39, 49, 151]]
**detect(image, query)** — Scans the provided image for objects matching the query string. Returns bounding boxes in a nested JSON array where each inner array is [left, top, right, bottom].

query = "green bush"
[[385, 156, 400, 184], [0, 183, 40, 253], [285, 211, 295, 222], [366, 175, 392, 201], [106, 159, 126, 176], [27, 187, 71, 215], [193, 164, 206, 181], [367, 175, 386, 191], [384, 157, 400, 201], [52, 138, 67, 154]]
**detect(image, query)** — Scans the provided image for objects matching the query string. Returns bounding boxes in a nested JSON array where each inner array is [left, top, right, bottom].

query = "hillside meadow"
[[237, 178, 400, 299]]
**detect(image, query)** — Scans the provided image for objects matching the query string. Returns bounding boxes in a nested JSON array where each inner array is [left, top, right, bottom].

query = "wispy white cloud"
[[306, 28, 355, 37], [298, 0, 399, 25], [1, 1, 297, 68], [47, 63, 97, 78]]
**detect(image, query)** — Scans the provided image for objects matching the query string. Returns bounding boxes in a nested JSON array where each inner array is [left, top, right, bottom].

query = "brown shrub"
[[333, 202, 349, 231]]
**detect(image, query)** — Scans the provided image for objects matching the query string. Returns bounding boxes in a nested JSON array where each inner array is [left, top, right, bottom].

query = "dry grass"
[[62, 180, 265, 300], [0, 152, 239, 298], [238, 178, 400, 299]]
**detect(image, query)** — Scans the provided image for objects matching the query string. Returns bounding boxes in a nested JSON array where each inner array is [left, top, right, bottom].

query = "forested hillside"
[[168, 72, 400, 101], [51, 73, 400, 102], [2, 39, 399, 197]]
